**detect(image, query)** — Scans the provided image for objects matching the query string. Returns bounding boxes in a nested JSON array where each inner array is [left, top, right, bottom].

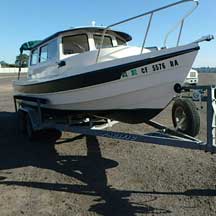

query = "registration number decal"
[[121, 59, 180, 79]]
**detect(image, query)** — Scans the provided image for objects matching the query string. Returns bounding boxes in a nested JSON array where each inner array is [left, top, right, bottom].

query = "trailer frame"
[[14, 85, 216, 153]]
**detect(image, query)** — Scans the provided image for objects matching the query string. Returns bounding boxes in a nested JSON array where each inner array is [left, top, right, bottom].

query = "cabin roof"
[[20, 27, 132, 53]]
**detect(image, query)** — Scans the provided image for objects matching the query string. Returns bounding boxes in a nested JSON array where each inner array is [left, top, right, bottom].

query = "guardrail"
[[96, 0, 199, 63]]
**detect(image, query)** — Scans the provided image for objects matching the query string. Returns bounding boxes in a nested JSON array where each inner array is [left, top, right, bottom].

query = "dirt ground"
[[0, 73, 215, 216]]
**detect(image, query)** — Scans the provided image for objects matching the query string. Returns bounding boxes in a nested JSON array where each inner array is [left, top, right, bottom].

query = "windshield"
[[93, 35, 113, 49], [116, 37, 126, 46], [62, 34, 89, 55]]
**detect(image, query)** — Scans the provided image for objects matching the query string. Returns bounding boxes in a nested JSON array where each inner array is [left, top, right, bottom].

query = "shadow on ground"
[[0, 112, 215, 215]]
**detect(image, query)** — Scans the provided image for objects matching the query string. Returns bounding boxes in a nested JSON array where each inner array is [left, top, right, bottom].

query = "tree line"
[[0, 54, 29, 68]]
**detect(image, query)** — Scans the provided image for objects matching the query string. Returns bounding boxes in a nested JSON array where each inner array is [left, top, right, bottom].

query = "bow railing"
[[96, 0, 199, 63]]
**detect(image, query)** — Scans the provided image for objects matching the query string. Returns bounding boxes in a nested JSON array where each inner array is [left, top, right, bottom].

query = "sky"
[[0, 0, 215, 66]]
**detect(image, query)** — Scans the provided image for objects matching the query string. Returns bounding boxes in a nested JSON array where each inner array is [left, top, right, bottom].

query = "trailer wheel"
[[172, 98, 200, 137], [26, 114, 36, 140], [17, 110, 27, 133]]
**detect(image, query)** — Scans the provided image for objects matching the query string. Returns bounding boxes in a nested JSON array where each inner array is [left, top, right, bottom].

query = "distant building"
[[0, 66, 28, 73]]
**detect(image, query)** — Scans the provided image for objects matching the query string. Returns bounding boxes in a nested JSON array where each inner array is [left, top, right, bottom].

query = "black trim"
[[14, 95, 49, 104], [14, 46, 199, 94], [30, 27, 132, 50]]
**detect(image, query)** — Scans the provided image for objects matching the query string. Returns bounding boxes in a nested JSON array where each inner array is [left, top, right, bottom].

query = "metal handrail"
[[96, 0, 199, 63]]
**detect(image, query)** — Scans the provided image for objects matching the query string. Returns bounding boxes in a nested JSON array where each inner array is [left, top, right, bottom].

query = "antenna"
[[91, 21, 96, 27]]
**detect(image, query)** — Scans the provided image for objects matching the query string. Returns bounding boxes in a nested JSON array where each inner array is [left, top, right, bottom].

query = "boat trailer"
[[14, 85, 216, 153]]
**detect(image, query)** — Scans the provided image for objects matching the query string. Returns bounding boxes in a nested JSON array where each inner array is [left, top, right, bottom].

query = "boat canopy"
[[21, 27, 132, 52], [19, 40, 42, 53]]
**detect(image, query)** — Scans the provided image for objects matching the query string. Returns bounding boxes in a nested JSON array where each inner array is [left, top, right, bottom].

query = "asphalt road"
[[0, 73, 215, 216]]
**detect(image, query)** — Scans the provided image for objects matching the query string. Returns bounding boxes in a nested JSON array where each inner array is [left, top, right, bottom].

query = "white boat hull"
[[36, 48, 198, 108], [13, 44, 199, 123]]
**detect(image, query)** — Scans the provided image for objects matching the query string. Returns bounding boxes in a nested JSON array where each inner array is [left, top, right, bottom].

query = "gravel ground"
[[0, 73, 215, 216]]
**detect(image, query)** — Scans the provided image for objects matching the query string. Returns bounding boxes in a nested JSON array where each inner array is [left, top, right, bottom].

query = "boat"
[[13, 0, 213, 124]]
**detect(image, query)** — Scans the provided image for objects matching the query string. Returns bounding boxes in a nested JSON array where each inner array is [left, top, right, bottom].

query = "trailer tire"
[[17, 110, 27, 133], [26, 114, 36, 140], [172, 98, 200, 137]]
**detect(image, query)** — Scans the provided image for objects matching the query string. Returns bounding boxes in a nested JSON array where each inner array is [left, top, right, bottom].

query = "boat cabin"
[[20, 27, 132, 79]]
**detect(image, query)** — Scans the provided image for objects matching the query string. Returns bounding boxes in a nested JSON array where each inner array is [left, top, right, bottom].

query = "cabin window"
[[40, 45, 48, 63], [48, 39, 58, 60], [39, 40, 58, 63], [116, 37, 126, 46], [93, 35, 113, 49], [62, 34, 89, 55], [30, 49, 38, 65]]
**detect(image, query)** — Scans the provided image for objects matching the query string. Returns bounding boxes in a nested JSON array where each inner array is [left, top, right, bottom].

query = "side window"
[[40, 45, 48, 63], [48, 39, 57, 60], [39, 40, 58, 63], [30, 49, 38, 65], [93, 35, 113, 49], [62, 34, 89, 55]]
